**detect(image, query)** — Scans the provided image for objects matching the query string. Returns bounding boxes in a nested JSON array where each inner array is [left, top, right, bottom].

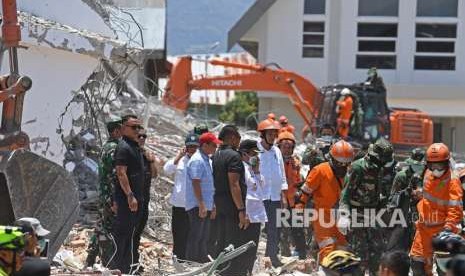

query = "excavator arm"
[[163, 56, 323, 127]]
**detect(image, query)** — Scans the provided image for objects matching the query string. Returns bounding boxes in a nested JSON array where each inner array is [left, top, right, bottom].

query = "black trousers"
[[186, 207, 211, 263], [215, 212, 258, 276], [133, 197, 149, 266], [172, 206, 190, 260], [242, 223, 261, 275], [15, 257, 50, 276], [108, 199, 142, 274]]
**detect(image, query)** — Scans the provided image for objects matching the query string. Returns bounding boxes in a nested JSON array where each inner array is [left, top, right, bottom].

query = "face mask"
[[38, 239, 46, 253], [249, 156, 259, 167], [330, 159, 348, 177], [432, 169, 445, 178]]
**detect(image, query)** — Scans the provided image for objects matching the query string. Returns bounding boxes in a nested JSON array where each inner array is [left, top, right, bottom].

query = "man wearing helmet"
[[256, 119, 288, 267], [0, 226, 26, 276], [339, 137, 394, 275], [336, 88, 353, 139], [278, 115, 295, 134], [277, 131, 306, 259], [410, 143, 463, 276], [296, 140, 355, 263]]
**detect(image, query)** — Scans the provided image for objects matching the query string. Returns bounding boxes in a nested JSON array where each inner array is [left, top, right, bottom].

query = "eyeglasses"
[[138, 134, 147, 139]]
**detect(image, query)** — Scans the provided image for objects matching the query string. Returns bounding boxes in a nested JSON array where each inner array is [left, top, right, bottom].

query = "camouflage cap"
[[368, 137, 394, 164], [193, 124, 209, 136], [410, 147, 426, 162], [106, 117, 122, 129]]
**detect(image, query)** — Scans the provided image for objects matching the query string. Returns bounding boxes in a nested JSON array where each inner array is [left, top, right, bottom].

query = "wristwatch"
[[237, 207, 246, 213], [127, 191, 135, 198]]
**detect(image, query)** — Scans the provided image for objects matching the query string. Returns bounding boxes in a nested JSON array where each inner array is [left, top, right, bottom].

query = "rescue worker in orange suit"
[[410, 143, 463, 276], [295, 140, 355, 263], [279, 115, 295, 134], [277, 131, 306, 259], [336, 88, 353, 139], [267, 113, 276, 122]]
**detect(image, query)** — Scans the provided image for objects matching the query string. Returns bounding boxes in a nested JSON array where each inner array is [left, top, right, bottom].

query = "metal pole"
[[204, 55, 209, 122]]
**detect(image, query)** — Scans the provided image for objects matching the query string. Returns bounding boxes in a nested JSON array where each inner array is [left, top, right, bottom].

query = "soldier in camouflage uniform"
[[385, 148, 425, 252], [339, 138, 394, 276], [302, 144, 326, 169], [86, 119, 122, 267]]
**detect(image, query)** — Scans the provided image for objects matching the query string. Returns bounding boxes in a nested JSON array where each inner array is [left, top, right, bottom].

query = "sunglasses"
[[138, 134, 147, 139], [125, 124, 142, 130]]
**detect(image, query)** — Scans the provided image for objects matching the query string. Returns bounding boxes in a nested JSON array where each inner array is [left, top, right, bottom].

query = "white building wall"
[[241, 0, 465, 149], [1, 46, 98, 164], [17, 0, 115, 38]]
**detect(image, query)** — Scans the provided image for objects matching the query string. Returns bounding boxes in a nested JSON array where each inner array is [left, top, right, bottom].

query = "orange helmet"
[[279, 115, 288, 124], [278, 131, 296, 144], [426, 143, 450, 162], [329, 140, 354, 164], [257, 119, 281, 132], [267, 113, 276, 121]]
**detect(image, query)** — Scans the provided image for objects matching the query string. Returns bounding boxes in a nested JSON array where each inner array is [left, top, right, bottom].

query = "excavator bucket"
[[0, 149, 79, 258]]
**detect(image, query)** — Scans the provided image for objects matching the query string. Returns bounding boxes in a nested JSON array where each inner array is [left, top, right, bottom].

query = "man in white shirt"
[[239, 139, 268, 274], [163, 133, 199, 260], [256, 119, 288, 267]]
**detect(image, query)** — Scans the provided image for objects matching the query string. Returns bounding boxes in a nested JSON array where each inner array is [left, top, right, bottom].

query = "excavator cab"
[[318, 71, 390, 147]]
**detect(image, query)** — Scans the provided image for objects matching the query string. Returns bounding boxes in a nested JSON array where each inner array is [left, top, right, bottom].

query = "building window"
[[414, 23, 456, 70], [358, 0, 399, 16], [416, 24, 456, 38], [356, 23, 397, 69], [358, 23, 397, 37], [304, 0, 325, 15], [356, 55, 396, 69], [302, 22, 325, 58], [417, 0, 458, 17]]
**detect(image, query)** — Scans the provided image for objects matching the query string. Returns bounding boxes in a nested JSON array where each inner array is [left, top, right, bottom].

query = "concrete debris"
[[52, 51, 318, 274]]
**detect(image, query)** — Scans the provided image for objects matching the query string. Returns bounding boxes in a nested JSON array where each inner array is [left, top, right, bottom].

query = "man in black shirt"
[[109, 115, 145, 274], [212, 125, 249, 275], [133, 127, 158, 273]]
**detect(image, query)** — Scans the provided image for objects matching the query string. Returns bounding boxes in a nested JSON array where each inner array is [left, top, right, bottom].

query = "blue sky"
[[166, 0, 253, 55]]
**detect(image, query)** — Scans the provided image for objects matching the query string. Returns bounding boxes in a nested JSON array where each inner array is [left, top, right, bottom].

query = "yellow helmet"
[[0, 226, 25, 251], [321, 250, 361, 272]]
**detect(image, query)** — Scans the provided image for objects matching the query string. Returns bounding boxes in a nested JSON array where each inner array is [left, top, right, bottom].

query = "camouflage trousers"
[[86, 230, 115, 267], [86, 206, 116, 267], [347, 226, 385, 276]]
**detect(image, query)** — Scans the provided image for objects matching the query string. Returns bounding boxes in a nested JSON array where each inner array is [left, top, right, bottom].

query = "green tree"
[[219, 92, 258, 128]]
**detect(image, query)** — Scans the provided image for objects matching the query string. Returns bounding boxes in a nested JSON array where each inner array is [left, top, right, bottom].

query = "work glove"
[[336, 209, 351, 236]]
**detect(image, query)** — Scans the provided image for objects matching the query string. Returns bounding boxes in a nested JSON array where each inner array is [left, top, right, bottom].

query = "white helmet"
[[341, 88, 351, 96]]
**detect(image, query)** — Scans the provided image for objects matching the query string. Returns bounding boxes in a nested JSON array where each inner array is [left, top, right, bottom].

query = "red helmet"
[[277, 131, 296, 144], [279, 115, 288, 124], [329, 140, 354, 164], [426, 143, 450, 162], [267, 113, 276, 121], [257, 119, 281, 132]]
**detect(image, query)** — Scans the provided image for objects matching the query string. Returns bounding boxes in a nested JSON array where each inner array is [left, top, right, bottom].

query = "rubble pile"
[[53, 60, 319, 275]]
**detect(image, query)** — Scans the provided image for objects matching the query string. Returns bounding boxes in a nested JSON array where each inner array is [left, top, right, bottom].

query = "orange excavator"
[[163, 56, 433, 150], [0, 0, 79, 258]]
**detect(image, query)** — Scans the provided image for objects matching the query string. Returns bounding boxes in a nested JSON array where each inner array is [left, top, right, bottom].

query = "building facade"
[[228, 0, 465, 151]]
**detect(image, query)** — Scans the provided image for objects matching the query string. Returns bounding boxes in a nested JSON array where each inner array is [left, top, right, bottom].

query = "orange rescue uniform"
[[299, 162, 347, 262], [336, 96, 353, 138], [410, 169, 463, 275], [284, 156, 302, 207]]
